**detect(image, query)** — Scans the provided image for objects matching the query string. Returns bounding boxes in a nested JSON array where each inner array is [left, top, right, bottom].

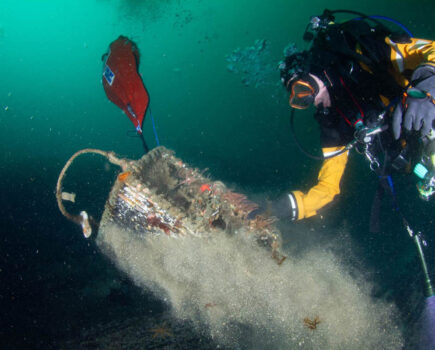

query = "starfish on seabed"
[[149, 322, 173, 339]]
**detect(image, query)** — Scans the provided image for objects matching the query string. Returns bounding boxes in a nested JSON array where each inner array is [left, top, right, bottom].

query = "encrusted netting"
[[98, 146, 284, 263]]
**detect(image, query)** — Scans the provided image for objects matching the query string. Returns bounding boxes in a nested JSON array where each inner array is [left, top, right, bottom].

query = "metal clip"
[[364, 149, 380, 171]]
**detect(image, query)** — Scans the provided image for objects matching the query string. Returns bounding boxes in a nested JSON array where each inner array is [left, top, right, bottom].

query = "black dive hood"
[[280, 47, 340, 92]]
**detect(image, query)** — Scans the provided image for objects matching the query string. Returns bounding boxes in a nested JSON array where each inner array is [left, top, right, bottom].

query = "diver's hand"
[[247, 194, 297, 221], [393, 66, 435, 139], [269, 193, 298, 220]]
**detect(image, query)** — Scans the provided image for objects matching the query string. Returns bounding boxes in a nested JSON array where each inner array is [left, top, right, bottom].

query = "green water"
[[1, 0, 434, 349], [1, 0, 433, 185]]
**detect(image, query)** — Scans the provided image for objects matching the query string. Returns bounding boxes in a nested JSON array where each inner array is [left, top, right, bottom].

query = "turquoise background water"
[[1, 0, 435, 348]]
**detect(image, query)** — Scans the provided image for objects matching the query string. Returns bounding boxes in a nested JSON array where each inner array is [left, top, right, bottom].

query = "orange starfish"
[[149, 323, 173, 339], [303, 316, 321, 330]]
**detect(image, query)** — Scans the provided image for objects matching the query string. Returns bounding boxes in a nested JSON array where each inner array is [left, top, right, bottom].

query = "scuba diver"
[[102, 35, 151, 153], [271, 10, 435, 223]]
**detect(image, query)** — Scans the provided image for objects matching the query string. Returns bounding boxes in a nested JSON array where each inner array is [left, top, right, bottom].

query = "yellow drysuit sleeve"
[[385, 37, 435, 86], [291, 147, 348, 220]]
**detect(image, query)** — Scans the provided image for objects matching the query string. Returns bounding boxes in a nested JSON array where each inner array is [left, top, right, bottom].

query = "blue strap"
[[148, 105, 160, 146], [384, 175, 400, 212], [386, 175, 395, 195]]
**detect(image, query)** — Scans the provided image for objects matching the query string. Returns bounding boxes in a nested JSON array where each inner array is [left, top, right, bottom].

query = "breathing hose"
[[289, 109, 349, 160]]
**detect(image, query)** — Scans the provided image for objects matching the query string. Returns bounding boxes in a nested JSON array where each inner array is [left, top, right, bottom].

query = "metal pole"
[[405, 219, 435, 298], [413, 234, 435, 298]]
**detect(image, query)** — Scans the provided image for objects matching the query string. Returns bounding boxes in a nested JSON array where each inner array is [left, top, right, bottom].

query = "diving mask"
[[287, 74, 319, 109]]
